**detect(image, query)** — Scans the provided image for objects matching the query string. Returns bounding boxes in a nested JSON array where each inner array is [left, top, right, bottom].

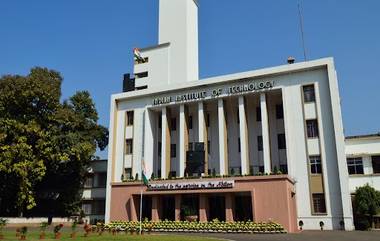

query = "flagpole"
[[139, 182, 143, 235]]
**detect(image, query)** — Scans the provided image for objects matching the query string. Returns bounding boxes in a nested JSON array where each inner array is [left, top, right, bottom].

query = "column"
[[199, 194, 208, 222], [161, 107, 171, 178], [175, 195, 182, 221], [144, 109, 155, 179], [198, 102, 208, 174], [151, 196, 160, 221], [238, 96, 250, 175], [179, 105, 188, 177], [218, 99, 228, 175], [130, 195, 138, 221], [260, 93, 272, 174], [225, 193, 234, 222]]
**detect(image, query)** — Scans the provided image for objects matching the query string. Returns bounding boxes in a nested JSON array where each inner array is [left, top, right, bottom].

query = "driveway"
[[185, 230, 380, 241]]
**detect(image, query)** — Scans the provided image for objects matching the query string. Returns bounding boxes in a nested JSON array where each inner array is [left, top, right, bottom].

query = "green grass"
[[0, 230, 222, 241]]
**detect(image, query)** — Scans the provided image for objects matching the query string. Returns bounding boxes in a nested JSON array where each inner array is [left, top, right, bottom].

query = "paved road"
[[184, 231, 380, 241]]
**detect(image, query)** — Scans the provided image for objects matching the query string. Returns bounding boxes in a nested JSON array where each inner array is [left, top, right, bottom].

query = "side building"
[[345, 133, 380, 228], [82, 159, 107, 224]]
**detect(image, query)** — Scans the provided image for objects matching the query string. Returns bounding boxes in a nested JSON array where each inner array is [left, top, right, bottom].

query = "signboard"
[[147, 180, 234, 191], [152, 80, 274, 106]]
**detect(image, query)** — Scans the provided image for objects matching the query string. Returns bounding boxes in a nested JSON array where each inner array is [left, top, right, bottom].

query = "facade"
[[105, 0, 356, 232], [82, 159, 107, 224], [345, 133, 380, 193]]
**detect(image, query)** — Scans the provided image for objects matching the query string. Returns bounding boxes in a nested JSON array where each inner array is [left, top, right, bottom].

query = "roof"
[[345, 132, 380, 140]]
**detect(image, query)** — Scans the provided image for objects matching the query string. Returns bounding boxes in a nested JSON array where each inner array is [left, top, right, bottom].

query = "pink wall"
[[109, 175, 298, 232]]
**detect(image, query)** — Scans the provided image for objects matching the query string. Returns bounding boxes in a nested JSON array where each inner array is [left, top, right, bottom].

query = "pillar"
[[179, 105, 189, 177], [161, 107, 171, 178], [225, 193, 234, 222], [152, 196, 160, 221], [218, 99, 228, 175], [199, 194, 208, 222], [238, 96, 250, 175], [144, 109, 155, 179], [198, 102, 208, 174], [260, 93, 272, 174], [130, 195, 138, 221], [175, 195, 182, 221]]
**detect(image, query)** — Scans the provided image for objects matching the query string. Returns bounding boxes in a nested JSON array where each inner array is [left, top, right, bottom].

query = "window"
[[82, 203, 92, 215], [171, 144, 176, 158], [158, 117, 162, 129], [312, 194, 326, 213], [256, 107, 261, 121], [188, 142, 193, 151], [124, 168, 132, 179], [126, 111, 134, 126], [207, 140, 210, 154], [372, 155, 380, 174], [259, 166, 264, 173], [306, 119, 319, 138], [135, 71, 148, 79], [134, 57, 149, 64], [257, 136, 263, 151], [206, 114, 210, 127], [92, 200, 106, 215], [84, 175, 94, 188], [238, 138, 241, 152], [171, 118, 176, 131], [126, 139, 133, 154], [276, 104, 283, 119], [309, 155, 322, 174], [277, 133, 286, 149], [347, 157, 364, 175], [189, 116, 193, 129], [97, 172, 107, 188], [303, 85, 315, 102]]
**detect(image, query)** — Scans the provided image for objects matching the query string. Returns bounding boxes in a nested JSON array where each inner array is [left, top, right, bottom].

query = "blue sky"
[[1, 0, 379, 158]]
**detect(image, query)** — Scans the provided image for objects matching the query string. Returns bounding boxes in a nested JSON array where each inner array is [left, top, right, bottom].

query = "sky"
[[1, 0, 379, 159]]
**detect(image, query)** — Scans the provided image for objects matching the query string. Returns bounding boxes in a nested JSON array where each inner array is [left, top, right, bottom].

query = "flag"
[[134, 48, 146, 63], [142, 161, 149, 186]]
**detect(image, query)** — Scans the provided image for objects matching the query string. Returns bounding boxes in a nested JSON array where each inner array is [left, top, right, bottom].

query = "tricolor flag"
[[134, 48, 146, 63], [141, 161, 149, 186]]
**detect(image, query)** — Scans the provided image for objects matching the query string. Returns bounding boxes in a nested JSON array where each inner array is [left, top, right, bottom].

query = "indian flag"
[[142, 161, 149, 186]]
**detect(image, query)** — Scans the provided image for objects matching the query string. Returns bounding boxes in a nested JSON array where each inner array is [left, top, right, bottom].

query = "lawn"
[[1, 230, 222, 241]]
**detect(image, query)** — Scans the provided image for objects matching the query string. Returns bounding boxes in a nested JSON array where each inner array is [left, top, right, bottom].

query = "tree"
[[0, 67, 108, 216], [353, 184, 380, 229]]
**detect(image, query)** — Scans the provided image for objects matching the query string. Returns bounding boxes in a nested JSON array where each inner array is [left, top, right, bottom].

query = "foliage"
[[20, 226, 28, 235], [0, 67, 108, 216], [354, 184, 380, 229], [72, 220, 78, 231], [39, 221, 49, 232], [0, 218, 7, 233], [54, 224, 64, 234], [109, 220, 286, 234]]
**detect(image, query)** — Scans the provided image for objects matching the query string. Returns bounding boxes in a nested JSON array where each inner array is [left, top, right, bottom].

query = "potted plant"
[[182, 205, 198, 222], [319, 221, 324, 231], [70, 220, 78, 238], [54, 224, 63, 239], [0, 218, 7, 240], [20, 226, 27, 240], [83, 224, 91, 237], [96, 222, 104, 236], [39, 221, 49, 239], [298, 220, 304, 230]]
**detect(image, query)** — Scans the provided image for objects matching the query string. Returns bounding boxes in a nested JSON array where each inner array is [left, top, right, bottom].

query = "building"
[[82, 159, 107, 224], [345, 133, 380, 228], [105, 0, 356, 232]]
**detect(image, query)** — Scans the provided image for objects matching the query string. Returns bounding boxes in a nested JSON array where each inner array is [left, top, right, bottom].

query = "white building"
[[103, 0, 368, 232]]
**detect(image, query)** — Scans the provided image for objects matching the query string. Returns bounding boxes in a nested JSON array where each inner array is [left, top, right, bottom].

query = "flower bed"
[[108, 220, 286, 234]]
